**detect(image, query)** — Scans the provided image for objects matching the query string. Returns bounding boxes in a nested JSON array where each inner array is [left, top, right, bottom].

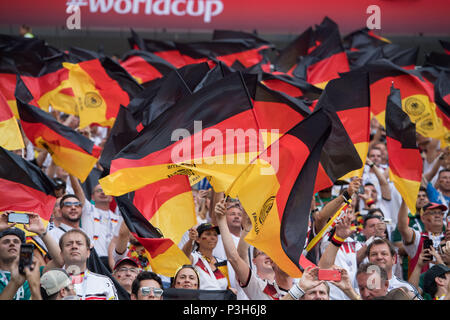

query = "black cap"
[[0, 228, 26, 244], [423, 264, 450, 296], [196, 223, 220, 237]]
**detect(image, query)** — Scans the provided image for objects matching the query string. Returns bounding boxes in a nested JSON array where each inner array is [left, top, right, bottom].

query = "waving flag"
[[115, 195, 191, 277], [0, 90, 24, 150], [119, 50, 177, 85], [385, 85, 422, 214], [16, 85, 101, 182], [434, 71, 450, 147], [0, 146, 56, 221]]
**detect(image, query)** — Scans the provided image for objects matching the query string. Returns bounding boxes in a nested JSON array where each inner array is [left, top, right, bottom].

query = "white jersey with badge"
[[239, 267, 287, 300], [81, 201, 122, 257], [71, 270, 118, 300]]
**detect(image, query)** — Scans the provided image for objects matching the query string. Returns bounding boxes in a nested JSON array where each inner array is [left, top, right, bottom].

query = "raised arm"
[[314, 178, 361, 233], [69, 174, 86, 206], [366, 157, 391, 201], [215, 199, 250, 285], [318, 213, 354, 269], [25, 213, 64, 271], [397, 199, 414, 245], [181, 227, 197, 264], [237, 212, 252, 265]]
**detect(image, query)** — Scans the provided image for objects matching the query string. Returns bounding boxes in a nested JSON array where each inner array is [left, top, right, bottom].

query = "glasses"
[[62, 201, 82, 207], [117, 267, 140, 274], [94, 189, 104, 193], [140, 287, 163, 297]]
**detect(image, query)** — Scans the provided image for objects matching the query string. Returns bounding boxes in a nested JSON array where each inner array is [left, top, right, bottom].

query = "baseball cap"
[[40, 268, 72, 296], [113, 257, 139, 271], [423, 264, 450, 296], [423, 202, 448, 213], [196, 223, 220, 237], [0, 227, 26, 244]]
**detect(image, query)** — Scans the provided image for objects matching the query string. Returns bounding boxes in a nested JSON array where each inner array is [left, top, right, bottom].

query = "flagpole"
[[305, 199, 351, 252]]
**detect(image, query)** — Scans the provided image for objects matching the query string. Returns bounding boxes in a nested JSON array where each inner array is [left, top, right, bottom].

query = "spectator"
[[422, 264, 450, 300], [71, 176, 123, 268], [171, 264, 200, 289], [214, 199, 293, 299], [356, 263, 389, 300], [48, 194, 84, 244], [112, 257, 141, 295], [182, 222, 229, 291], [397, 200, 448, 277], [131, 271, 164, 300], [392, 187, 429, 279], [40, 268, 79, 300], [108, 221, 151, 272], [366, 237, 420, 296], [19, 24, 34, 38], [424, 168, 450, 214], [59, 229, 118, 300]]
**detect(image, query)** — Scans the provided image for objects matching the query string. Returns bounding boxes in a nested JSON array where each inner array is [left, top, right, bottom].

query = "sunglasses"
[[62, 201, 82, 207], [140, 287, 163, 297]]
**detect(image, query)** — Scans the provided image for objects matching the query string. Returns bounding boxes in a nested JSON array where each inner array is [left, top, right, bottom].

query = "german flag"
[[226, 108, 334, 277], [119, 50, 177, 85], [360, 60, 445, 141], [348, 44, 418, 70], [115, 194, 191, 277], [273, 27, 315, 74], [291, 18, 350, 89], [99, 69, 192, 172], [315, 71, 370, 181], [128, 30, 187, 68], [16, 86, 101, 182], [434, 71, 450, 147], [440, 40, 450, 55], [0, 146, 56, 221], [99, 72, 262, 196], [61, 56, 142, 128], [385, 84, 422, 214], [0, 90, 24, 150], [131, 175, 197, 245], [343, 27, 391, 52], [259, 72, 323, 101]]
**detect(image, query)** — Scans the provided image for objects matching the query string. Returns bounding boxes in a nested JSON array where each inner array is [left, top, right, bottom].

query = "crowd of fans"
[[0, 27, 449, 301]]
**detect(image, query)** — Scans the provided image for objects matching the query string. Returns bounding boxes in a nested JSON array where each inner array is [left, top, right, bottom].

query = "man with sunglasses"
[[48, 194, 85, 245], [70, 176, 123, 269], [131, 271, 164, 300]]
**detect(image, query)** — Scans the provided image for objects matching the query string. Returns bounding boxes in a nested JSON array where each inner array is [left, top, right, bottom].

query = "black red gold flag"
[[385, 85, 422, 214], [119, 50, 177, 85], [0, 90, 24, 150], [115, 194, 191, 277], [0, 146, 56, 221], [434, 71, 450, 147], [16, 86, 101, 182]]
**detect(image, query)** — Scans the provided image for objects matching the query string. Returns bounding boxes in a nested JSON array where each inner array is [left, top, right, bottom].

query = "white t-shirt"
[[239, 267, 288, 300], [81, 201, 122, 257], [47, 223, 76, 245], [69, 269, 118, 300], [191, 251, 229, 291]]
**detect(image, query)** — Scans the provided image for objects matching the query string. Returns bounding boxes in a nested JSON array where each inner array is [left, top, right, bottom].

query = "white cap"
[[40, 269, 72, 296]]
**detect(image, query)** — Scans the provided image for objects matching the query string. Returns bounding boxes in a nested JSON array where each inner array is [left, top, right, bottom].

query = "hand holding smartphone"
[[317, 269, 342, 282], [19, 244, 34, 275], [7, 212, 30, 225]]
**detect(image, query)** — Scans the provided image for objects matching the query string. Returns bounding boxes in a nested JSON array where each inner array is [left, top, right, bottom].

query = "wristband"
[[331, 234, 345, 247], [342, 190, 350, 204], [288, 282, 305, 300], [369, 163, 374, 168]]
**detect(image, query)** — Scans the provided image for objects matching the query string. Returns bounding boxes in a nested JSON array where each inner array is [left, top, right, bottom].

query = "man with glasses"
[[398, 200, 448, 275], [131, 271, 164, 300], [48, 194, 85, 244], [70, 176, 123, 269], [112, 257, 141, 295]]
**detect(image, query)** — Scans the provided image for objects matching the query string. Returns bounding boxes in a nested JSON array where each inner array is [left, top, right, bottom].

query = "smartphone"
[[423, 239, 433, 262], [358, 186, 365, 195], [317, 269, 341, 282], [18, 244, 34, 275], [8, 212, 30, 224]]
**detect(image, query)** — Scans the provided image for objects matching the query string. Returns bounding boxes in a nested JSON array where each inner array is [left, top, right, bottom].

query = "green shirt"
[[0, 271, 31, 300]]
